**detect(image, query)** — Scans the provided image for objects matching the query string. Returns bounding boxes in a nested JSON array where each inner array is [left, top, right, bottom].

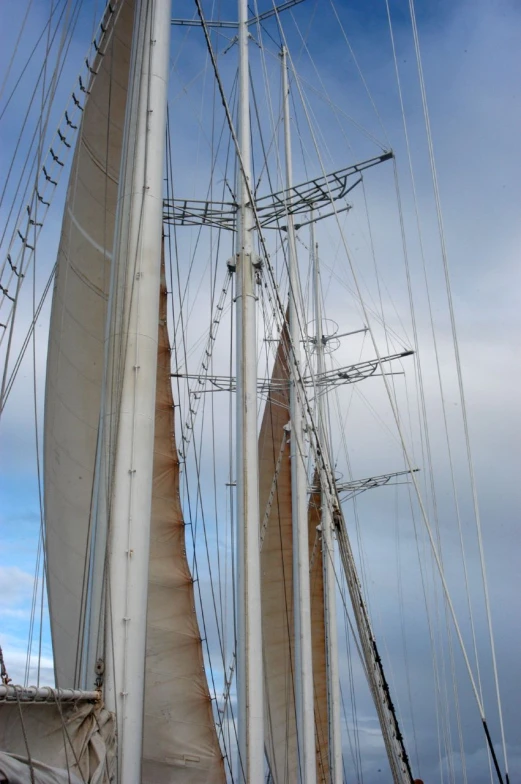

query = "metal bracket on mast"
[[313, 468, 420, 501], [163, 198, 237, 230], [307, 325, 368, 348], [255, 152, 392, 228], [162, 153, 392, 231], [171, 349, 413, 394], [171, 0, 307, 28], [306, 349, 413, 389]]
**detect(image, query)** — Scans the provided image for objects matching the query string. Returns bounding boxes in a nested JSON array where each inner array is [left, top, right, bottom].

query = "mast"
[[311, 226, 343, 783], [102, 0, 172, 780], [281, 46, 316, 783], [236, 0, 264, 780]]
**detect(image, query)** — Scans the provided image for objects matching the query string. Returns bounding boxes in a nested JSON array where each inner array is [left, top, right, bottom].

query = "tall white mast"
[[281, 46, 316, 784], [236, 0, 264, 780], [102, 0, 171, 781], [311, 223, 343, 783]]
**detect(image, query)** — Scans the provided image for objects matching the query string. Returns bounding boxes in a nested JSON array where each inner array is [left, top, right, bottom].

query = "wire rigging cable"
[[266, 9, 508, 783], [2, 1, 512, 781], [0, 2, 127, 432], [384, 2, 488, 744], [406, 3, 509, 779], [165, 24, 243, 771]]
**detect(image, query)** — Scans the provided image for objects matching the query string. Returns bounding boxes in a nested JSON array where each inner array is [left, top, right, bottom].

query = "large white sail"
[[43, 0, 226, 774], [259, 324, 329, 782], [142, 267, 225, 782], [43, 0, 134, 689]]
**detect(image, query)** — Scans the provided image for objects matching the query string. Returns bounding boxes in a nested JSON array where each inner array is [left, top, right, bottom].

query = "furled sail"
[[0, 701, 115, 783], [308, 481, 330, 782], [43, 0, 134, 688], [259, 321, 329, 782], [142, 266, 225, 782]]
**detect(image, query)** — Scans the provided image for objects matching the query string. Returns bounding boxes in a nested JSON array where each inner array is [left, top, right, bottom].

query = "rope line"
[[406, 3, 509, 779]]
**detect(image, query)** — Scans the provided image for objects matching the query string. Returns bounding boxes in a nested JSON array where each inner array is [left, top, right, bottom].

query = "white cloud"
[[0, 644, 54, 688], [0, 567, 51, 687], [0, 566, 35, 609]]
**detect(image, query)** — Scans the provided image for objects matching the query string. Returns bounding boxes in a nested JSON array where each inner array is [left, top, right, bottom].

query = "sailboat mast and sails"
[[44, 0, 226, 779], [0, 0, 512, 783]]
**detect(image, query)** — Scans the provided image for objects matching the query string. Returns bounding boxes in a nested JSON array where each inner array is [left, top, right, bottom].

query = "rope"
[[0, 0, 123, 327], [25, 0, 54, 691], [249, 13, 513, 784], [328, 0, 390, 148], [51, 690, 86, 784], [274, 8, 499, 747], [335, 511, 414, 784], [0, 0, 77, 274], [15, 687, 36, 784], [391, 149, 459, 782], [0, 0, 36, 107], [407, 2, 509, 778], [384, 6, 488, 762], [165, 63, 241, 776], [394, 488, 420, 772], [0, 1, 123, 423], [250, 36, 420, 784]]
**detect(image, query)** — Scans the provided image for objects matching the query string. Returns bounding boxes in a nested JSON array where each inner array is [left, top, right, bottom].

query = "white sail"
[[43, 0, 134, 689], [142, 267, 225, 783], [259, 324, 329, 782], [43, 1, 225, 776]]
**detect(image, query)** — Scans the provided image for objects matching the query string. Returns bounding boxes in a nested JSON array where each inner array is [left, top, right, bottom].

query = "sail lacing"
[[0, 0, 126, 412]]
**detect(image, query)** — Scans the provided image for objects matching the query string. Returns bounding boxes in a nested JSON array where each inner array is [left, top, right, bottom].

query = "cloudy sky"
[[0, 1, 519, 782]]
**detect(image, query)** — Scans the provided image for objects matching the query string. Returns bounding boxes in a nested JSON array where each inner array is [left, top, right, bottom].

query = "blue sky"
[[1, 1, 520, 781]]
